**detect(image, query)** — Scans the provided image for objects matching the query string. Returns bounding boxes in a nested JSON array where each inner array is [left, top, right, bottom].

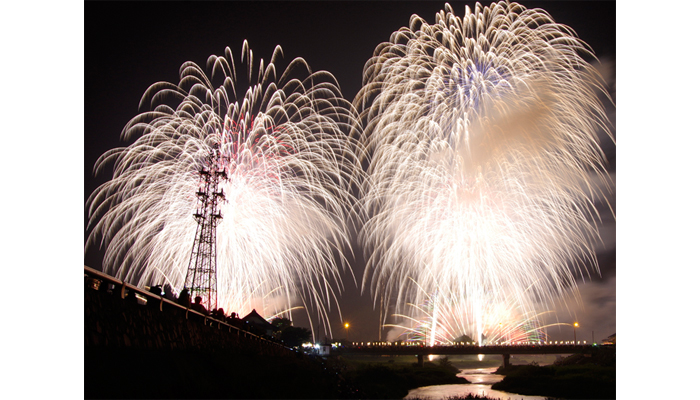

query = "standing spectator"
[[149, 285, 162, 296], [178, 288, 191, 307], [192, 296, 208, 315], [163, 284, 176, 301]]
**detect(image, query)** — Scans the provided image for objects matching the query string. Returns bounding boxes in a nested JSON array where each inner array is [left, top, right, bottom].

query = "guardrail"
[[337, 344, 599, 356], [84, 265, 290, 351]]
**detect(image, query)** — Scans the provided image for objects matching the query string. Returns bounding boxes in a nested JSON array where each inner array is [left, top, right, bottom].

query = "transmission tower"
[[184, 146, 228, 312]]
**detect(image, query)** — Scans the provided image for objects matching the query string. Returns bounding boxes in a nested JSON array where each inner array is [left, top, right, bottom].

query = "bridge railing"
[[335, 343, 602, 357], [84, 265, 290, 351]]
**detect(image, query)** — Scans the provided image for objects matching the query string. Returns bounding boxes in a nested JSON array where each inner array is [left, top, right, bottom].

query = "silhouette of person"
[[178, 288, 191, 308], [163, 284, 176, 301], [125, 289, 138, 304], [192, 296, 208, 315], [147, 285, 163, 308], [149, 285, 162, 296]]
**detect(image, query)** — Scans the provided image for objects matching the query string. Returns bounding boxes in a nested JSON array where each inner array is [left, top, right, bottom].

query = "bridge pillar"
[[417, 354, 424, 367], [502, 354, 510, 368]]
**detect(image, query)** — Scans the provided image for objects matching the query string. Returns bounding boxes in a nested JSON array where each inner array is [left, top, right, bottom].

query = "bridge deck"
[[338, 344, 608, 356]]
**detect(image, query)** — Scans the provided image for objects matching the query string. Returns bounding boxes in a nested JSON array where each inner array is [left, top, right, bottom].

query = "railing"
[[84, 265, 290, 351], [337, 343, 607, 356]]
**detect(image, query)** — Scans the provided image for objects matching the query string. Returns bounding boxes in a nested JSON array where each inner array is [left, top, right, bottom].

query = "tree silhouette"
[[453, 334, 474, 344], [270, 317, 293, 339], [280, 326, 312, 348]]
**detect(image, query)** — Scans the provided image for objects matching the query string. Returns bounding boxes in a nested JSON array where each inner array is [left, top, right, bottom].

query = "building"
[[242, 309, 274, 337], [602, 333, 616, 345]]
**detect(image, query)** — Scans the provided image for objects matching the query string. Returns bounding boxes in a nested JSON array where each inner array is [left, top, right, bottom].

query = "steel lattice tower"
[[184, 146, 228, 311]]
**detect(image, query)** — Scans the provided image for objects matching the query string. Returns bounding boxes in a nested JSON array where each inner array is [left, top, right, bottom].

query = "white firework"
[[86, 41, 363, 332], [384, 278, 567, 345], [355, 2, 614, 344]]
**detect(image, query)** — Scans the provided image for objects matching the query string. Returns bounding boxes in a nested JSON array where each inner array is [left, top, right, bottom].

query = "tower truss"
[[184, 146, 228, 311]]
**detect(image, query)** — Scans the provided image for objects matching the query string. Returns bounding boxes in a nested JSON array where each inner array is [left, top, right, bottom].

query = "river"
[[405, 366, 547, 400]]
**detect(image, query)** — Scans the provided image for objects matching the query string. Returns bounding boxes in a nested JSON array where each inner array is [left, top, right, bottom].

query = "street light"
[[345, 322, 349, 342], [573, 322, 579, 344]]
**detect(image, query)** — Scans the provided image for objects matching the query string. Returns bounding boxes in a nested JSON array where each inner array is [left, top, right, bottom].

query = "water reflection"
[[458, 367, 503, 385], [405, 367, 547, 400]]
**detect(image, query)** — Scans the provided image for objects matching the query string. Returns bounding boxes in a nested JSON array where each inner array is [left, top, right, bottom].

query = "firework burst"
[[385, 279, 566, 345], [355, 2, 614, 344], [86, 41, 363, 332]]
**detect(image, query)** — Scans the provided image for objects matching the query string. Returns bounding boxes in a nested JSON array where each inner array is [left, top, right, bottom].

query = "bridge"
[[337, 343, 611, 367]]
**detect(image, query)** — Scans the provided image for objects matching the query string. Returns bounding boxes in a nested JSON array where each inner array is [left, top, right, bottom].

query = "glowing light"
[[384, 279, 566, 346], [86, 41, 363, 335], [356, 2, 613, 346]]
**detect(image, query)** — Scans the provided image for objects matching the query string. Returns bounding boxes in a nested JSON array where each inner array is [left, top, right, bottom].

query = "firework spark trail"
[[385, 279, 566, 345], [86, 41, 363, 333], [354, 2, 614, 344]]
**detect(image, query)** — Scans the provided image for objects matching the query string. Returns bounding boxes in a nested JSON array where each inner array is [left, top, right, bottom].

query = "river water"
[[405, 367, 547, 400]]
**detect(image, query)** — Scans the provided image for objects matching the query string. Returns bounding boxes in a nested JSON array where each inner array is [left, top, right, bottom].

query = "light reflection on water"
[[405, 367, 547, 400]]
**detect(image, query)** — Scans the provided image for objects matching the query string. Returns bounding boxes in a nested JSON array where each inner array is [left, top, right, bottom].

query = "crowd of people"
[[88, 275, 247, 330], [151, 286, 244, 327]]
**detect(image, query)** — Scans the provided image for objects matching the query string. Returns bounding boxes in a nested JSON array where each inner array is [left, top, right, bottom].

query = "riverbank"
[[336, 355, 469, 399], [491, 347, 616, 399]]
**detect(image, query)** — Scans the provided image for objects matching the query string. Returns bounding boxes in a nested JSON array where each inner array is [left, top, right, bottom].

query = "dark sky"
[[84, 1, 616, 342]]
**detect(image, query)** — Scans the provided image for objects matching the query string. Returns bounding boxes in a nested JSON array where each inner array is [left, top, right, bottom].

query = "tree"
[[439, 356, 454, 369], [270, 317, 292, 339], [453, 334, 474, 344], [280, 326, 312, 348]]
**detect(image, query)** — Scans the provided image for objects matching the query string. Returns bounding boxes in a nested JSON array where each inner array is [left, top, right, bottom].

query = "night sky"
[[83, 1, 616, 343]]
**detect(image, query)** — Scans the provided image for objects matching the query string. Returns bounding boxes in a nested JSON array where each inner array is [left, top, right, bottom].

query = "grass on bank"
[[335, 354, 468, 399], [491, 350, 616, 400]]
